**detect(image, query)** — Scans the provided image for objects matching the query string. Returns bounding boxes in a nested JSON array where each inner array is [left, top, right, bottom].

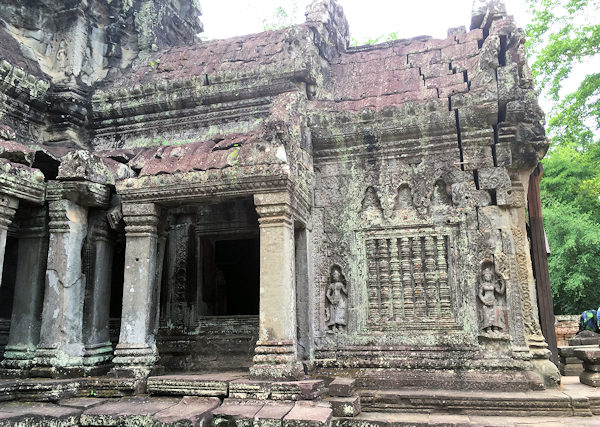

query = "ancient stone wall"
[[0, 0, 559, 391]]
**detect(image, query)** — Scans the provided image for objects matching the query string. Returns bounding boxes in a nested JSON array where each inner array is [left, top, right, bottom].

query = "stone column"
[[33, 198, 89, 376], [250, 192, 303, 379], [0, 195, 18, 285], [111, 203, 160, 377], [2, 207, 48, 373], [82, 211, 114, 373]]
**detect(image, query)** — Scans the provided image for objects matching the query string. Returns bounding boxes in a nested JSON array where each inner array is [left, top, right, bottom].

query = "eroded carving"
[[325, 265, 348, 333], [365, 231, 453, 328], [478, 260, 506, 335]]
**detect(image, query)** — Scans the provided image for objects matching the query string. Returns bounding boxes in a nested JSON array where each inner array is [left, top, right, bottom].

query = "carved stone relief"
[[325, 265, 348, 333], [365, 231, 453, 328], [477, 260, 507, 336]]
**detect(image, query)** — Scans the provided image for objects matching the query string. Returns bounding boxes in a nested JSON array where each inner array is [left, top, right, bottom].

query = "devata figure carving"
[[478, 261, 506, 333], [326, 265, 347, 332]]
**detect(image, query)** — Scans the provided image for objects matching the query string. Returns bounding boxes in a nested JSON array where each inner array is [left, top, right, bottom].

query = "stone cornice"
[[0, 60, 49, 108], [0, 161, 45, 205], [46, 181, 110, 208]]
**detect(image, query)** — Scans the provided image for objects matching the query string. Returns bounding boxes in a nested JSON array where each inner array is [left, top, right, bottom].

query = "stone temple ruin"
[[0, 0, 588, 423]]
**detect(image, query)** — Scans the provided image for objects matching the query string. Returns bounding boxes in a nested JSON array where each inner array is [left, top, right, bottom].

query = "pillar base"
[[250, 340, 304, 380], [110, 344, 157, 379], [31, 346, 85, 378], [83, 341, 113, 367], [2, 344, 37, 371], [575, 347, 600, 387], [29, 365, 85, 379]]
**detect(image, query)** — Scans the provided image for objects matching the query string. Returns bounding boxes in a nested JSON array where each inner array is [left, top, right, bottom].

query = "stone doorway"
[[157, 198, 260, 373]]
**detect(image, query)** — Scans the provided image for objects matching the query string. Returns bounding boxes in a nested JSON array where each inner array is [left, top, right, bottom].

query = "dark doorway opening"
[[212, 238, 260, 316]]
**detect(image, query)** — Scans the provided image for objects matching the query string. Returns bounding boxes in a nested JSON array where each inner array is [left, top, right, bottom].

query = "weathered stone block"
[[79, 396, 179, 426], [212, 398, 264, 427], [328, 395, 361, 417], [328, 378, 355, 397], [147, 373, 244, 397], [271, 380, 324, 401], [153, 397, 220, 427], [229, 379, 272, 400], [253, 401, 295, 427], [283, 401, 332, 427], [0, 402, 81, 427]]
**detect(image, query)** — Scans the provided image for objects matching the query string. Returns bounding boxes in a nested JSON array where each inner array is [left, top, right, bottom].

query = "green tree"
[[526, 0, 600, 314], [526, 0, 600, 150], [539, 147, 600, 313]]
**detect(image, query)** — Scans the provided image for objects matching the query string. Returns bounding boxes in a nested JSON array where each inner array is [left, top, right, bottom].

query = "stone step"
[[359, 385, 600, 417], [146, 372, 246, 397], [331, 411, 600, 426], [271, 379, 324, 401], [327, 395, 361, 417]]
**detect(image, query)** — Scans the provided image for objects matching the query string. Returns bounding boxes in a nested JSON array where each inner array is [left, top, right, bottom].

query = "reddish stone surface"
[[283, 401, 332, 426], [106, 25, 314, 89]]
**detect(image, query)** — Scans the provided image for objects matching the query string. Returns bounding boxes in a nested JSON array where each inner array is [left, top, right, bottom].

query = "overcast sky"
[[199, 0, 531, 42]]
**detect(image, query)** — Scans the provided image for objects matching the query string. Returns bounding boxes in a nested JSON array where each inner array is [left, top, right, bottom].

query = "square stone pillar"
[[110, 203, 161, 377], [82, 211, 114, 373], [250, 192, 303, 379], [33, 198, 89, 376], [2, 207, 48, 373], [0, 195, 19, 284]]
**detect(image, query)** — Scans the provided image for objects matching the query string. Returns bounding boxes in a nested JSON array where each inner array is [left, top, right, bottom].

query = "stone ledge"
[[147, 372, 246, 397]]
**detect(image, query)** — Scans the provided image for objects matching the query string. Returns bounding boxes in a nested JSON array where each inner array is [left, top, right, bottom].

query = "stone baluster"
[[0, 195, 18, 285], [33, 194, 89, 377], [82, 211, 114, 373], [401, 237, 414, 318], [2, 207, 48, 373], [389, 238, 402, 320], [250, 192, 303, 379], [110, 203, 161, 377]]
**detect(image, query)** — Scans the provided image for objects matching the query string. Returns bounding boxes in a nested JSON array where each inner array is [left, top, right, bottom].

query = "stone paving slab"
[[212, 398, 265, 426], [147, 372, 246, 397], [254, 401, 295, 426], [59, 397, 109, 409], [80, 396, 180, 426], [283, 401, 332, 426], [0, 401, 81, 427], [153, 396, 220, 426]]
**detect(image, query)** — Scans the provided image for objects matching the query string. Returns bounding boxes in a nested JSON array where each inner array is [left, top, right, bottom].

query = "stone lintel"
[[46, 181, 110, 209]]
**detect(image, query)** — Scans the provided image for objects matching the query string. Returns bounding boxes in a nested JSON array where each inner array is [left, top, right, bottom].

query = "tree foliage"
[[526, 0, 600, 149], [540, 146, 600, 313], [526, 0, 600, 314]]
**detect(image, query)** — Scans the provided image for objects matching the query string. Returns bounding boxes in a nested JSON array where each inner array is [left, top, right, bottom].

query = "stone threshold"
[[359, 376, 600, 417]]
